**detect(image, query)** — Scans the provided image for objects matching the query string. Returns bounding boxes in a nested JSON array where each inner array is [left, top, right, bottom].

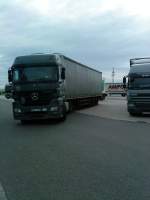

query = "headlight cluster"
[[14, 108, 22, 113], [50, 107, 58, 111], [129, 93, 137, 97], [57, 97, 64, 103], [128, 103, 135, 107]]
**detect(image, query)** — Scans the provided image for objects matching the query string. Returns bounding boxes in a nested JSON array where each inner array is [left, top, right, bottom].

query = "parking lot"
[[78, 96, 150, 123], [1, 96, 150, 200]]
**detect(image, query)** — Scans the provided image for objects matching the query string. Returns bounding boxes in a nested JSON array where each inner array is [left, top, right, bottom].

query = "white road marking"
[[0, 183, 8, 200]]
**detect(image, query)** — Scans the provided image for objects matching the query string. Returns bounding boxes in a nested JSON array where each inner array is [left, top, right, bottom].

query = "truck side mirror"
[[5, 84, 12, 99], [123, 76, 126, 84], [61, 68, 65, 80], [8, 69, 12, 82], [123, 76, 126, 88]]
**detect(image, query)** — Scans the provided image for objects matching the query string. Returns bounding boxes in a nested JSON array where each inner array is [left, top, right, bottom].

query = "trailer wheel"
[[95, 98, 99, 105]]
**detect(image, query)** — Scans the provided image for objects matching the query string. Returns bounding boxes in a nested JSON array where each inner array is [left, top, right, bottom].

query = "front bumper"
[[128, 101, 150, 112], [13, 102, 63, 120]]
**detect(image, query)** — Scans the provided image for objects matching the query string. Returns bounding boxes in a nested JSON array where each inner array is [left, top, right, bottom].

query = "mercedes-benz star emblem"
[[31, 93, 39, 101]]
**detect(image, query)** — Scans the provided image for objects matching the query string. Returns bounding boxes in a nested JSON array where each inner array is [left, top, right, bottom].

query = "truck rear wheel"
[[60, 112, 66, 121], [95, 98, 99, 105], [92, 97, 98, 106]]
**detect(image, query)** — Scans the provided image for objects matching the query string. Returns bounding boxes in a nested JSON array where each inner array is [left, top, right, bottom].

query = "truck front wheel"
[[129, 111, 142, 116], [59, 105, 67, 121]]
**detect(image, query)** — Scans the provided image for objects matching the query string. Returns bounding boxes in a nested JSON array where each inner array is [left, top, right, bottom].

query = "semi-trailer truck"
[[123, 57, 150, 115], [6, 53, 103, 123]]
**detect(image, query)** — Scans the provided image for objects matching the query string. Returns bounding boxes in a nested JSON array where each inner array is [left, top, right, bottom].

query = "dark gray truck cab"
[[7, 54, 66, 123], [124, 58, 150, 115]]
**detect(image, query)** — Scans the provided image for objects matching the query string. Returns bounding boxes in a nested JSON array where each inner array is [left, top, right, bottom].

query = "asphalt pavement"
[[0, 98, 150, 200]]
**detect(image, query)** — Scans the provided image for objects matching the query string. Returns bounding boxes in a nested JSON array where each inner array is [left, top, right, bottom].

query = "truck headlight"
[[14, 108, 22, 113], [129, 93, 137, 97], [57, 97, 63, 103], [50, 106, 58, 111], [128, 103, 135, 107], [42, 108, 47, 112]]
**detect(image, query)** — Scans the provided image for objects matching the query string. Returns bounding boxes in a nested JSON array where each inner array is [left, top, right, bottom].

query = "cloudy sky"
[[0, 0, 150, 87]]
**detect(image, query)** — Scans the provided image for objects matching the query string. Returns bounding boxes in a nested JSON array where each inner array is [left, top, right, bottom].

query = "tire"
[[59, 105, 67, 122], [102, 95, 106, 100], [68, 101, 74, 113], [60, 112, 66, 121], [129, 112, 136, 116], [91, 97, 98, 106], [129, 112, 141, 116], [121, 93, 126, 97], [95, 99, 99, 105]]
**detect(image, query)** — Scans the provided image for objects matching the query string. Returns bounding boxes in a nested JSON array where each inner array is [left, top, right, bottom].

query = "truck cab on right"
[[126, 57, 150, 115]]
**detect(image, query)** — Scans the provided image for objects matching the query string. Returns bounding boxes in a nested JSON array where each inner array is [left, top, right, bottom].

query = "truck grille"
[[135, 102, 150, 110], [133, 98, 150, 101], [137, 93, 150, 97], [18, 91, 55, 106], [132, 96, 150, 110]]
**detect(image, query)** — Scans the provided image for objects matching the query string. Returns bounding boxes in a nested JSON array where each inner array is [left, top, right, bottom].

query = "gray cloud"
[[1, 0, 150, 86]]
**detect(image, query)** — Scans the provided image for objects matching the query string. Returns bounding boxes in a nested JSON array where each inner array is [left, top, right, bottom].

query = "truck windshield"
[[13, 66, 58, 82], [129, 77, 150, 89]]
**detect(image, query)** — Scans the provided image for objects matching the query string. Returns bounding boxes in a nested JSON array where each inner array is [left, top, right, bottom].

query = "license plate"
[[31, 108, 41, 112]]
